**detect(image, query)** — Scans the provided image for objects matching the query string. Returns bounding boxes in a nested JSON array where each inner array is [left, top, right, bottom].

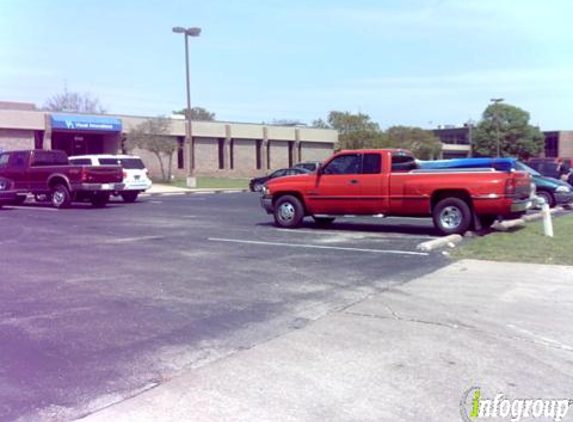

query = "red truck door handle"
[[349, 179, 359, 184]]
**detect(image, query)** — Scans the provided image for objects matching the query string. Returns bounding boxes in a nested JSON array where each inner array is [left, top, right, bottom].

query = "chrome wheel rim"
[[53, 190, 64, 206], [440, 206, 462, 229], [278, 202, 295, 223]]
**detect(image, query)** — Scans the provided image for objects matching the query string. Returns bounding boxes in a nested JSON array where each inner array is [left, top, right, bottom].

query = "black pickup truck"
[[0, 149, 124, 208]]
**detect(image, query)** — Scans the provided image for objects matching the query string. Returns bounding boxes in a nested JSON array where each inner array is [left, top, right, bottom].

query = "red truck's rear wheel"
[[274, 195, 304, 228], [432, 197, 472, 235], [51, 184, 71, 209]]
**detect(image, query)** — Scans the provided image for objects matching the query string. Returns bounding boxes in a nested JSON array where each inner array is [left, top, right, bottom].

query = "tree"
[[173, 106, 215, 121], [315, 111, 385, 150], [311, 118, 329, 129], [385, 126, 442, 160], [472, 103, 544, 160], [271, 119, 305, 126], [125, 116, 178, 181], [326, 111, 380, 135], [43, 90, 107, 113]]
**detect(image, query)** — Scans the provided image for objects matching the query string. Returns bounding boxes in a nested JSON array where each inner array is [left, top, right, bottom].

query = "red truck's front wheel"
[[274, 195, 304, 228], [432, 197, 472, 235]]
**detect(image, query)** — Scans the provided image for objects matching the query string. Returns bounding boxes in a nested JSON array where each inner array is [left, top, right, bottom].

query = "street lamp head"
[[172, 26, 201, 36], [490, 98, 504, 104], [185, 27, 201, 37]]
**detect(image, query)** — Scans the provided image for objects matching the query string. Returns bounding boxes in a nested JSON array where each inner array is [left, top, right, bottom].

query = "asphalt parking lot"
[[0, 192, 447, 422]]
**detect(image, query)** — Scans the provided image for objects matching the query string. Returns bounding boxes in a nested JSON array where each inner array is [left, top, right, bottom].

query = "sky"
[[1, 0, 572, 130]]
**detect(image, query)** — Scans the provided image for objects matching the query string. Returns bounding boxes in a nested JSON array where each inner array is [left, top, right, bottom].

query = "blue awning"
[[50, 114, 122, 132]]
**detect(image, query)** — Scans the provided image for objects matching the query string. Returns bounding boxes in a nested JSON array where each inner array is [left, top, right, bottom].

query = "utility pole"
[[173, 26, 202, 187], [490, 98, 504, 157]]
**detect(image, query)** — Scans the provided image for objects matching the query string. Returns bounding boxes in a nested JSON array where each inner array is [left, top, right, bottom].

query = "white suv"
[[69, 154, 152, 202]]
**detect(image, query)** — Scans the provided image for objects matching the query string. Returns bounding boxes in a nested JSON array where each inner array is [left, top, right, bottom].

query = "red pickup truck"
[[0, 149, 124, 208], [260, 149, 533, 235]]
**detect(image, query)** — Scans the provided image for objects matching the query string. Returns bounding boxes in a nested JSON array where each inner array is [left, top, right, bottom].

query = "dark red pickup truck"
[[0, 149, 124, 208], [260, 149, 533, 235]]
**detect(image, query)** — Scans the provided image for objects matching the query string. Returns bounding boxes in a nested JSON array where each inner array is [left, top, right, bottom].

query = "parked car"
[[250, 167, 311, 192], [0, 177, 17, 208], [294, 161, 322, 172], [0, 149, 124, 208], [260, 149, 532, 235], [527, 158, 573, 185], [420, 158, 573, 208], [514, 161, 573, 208], [69, 154, 152, 202], [528, 156, 572, 170]]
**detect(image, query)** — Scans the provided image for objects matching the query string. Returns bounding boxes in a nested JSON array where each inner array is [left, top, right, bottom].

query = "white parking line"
[[208, 237, 429, 256], [108, 235, 164, 243], [6, 205, 57, 212]]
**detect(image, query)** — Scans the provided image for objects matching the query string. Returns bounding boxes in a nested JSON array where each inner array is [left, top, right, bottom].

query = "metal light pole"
[[490, 98, 504, 157], [173, 26, 201, 187], [465, 120, 474, 157]]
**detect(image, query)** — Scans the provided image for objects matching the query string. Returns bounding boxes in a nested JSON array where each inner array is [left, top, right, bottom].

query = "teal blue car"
[[514, 161, 573, 207]]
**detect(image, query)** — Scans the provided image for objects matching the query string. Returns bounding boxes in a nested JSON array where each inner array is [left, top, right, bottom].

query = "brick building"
[[432, 125, 573, 159], [0, 101, 338, 179]]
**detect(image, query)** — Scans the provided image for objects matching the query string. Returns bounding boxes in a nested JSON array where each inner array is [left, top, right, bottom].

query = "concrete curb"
[[416, 234, 462, 252], [416, 206, 571, 251], [522, 213, 543, 222], [492, 218, 526, 231], [497, 206, 565, 227]]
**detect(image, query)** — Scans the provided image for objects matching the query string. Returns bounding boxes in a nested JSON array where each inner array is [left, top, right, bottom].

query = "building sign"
[[50, 114, 122, 132]]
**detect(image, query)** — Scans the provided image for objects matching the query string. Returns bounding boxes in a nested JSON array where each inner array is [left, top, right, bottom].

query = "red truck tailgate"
[[511, 170, 533, 199], [81, 165, 123, 183]]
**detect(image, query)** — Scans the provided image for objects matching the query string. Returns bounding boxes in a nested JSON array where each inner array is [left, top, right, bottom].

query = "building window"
[[545, 133, 558, 157], [229, 139, 234, 170], [34, 130, 44, 149], [267, 141, 271, 169], [177, 137, 185, 169], [218, 138, 225, 169], [256, 140, 262, 170], [288, 141, 294, 167], [298, 142, 302, 162]]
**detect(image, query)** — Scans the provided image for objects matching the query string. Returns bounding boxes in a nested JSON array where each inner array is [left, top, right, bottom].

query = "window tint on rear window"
[[118, 158, 145, 169], [99, 158, 121, 166], [70, 158, 92, 165], [391, 154, 417, 172], [32, 150, 68, 166], [362, 154, 381, 174]]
